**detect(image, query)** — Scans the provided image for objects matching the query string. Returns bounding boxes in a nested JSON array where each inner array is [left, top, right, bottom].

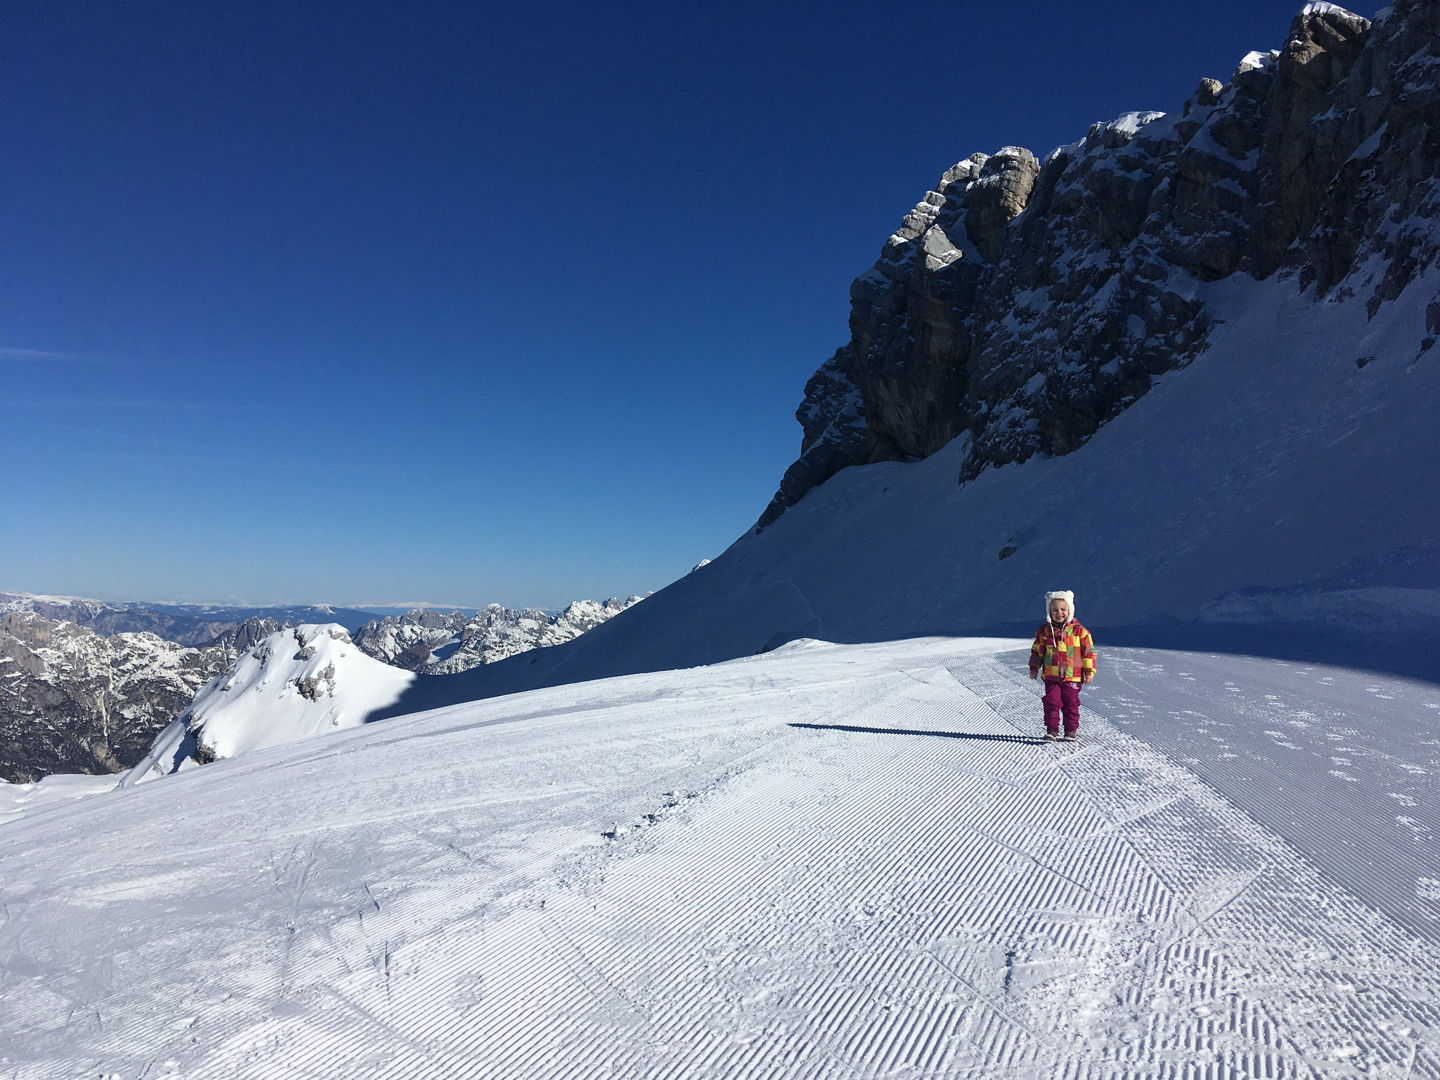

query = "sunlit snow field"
[[2, 637, 1437, 1078]]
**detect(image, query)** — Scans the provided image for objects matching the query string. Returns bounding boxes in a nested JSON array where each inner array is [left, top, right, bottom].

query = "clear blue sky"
[[2, 0, 1369, 609]]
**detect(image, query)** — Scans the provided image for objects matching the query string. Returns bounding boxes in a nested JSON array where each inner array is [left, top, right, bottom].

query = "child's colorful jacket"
[[1029, 621, 1096, 683]]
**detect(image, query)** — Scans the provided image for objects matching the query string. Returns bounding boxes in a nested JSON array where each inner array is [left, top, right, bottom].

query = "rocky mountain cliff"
[[0, 612, 226, 782], [762, 0, 1438, 526], [352, 598, 646, 673]]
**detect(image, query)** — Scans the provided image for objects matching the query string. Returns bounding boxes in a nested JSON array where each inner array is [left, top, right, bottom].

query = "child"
[[1028, 589, 1096, 742]]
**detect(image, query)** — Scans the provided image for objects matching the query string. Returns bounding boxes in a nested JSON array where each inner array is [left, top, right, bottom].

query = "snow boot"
[[1044, 731, 1059, 742], [1063, 732, 1079, 742]]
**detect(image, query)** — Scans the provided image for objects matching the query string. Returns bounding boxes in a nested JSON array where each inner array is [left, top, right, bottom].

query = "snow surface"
[[1, 638, 1436, 1077], [0, 773, 118, 826], [1301, 1, 1359, 19]]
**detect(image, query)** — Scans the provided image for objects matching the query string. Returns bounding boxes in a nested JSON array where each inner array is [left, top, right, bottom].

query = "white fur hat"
[[1044, 590, 1076, 619]]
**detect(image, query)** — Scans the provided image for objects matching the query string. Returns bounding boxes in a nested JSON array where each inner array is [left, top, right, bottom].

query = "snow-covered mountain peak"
[[124, 624, 414, 782]]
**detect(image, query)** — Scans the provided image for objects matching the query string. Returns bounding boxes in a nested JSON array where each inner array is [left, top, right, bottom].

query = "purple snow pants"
[[1042, 679, 1082, 735]]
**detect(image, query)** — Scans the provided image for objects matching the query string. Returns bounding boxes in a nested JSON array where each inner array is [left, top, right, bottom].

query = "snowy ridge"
[[1, 638, 1436, 1075], [125, 624, 414, 782]]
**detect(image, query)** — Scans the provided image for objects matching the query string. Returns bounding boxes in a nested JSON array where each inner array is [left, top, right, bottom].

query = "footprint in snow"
[[448, 973, 486, 1013]]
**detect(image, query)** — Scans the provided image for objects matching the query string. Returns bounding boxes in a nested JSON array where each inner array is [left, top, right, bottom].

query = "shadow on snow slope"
[[790, 723, 1048, 746]]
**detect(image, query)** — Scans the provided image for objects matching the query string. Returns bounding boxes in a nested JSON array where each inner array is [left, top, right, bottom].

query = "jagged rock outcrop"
[[0, 612, 225, 782], [353, 597, 647, 674], [203, 616, 285, 655], [761, 1, 1439, 526], [351, 609, 472, 671]]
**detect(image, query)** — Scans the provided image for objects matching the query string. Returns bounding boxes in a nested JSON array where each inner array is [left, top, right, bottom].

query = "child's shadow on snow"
[[789, 722, 1047, 745]]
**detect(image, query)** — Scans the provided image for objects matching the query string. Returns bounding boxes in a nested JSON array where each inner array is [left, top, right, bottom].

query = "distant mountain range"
[[0, 592, 380, 645], [0, 593, 644, 781], [352, 598, 647, 673]]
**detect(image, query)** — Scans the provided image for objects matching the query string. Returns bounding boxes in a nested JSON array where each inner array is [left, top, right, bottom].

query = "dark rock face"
[[0, 612, 225, 782], [203, 616, 285, 654], [353, 609, 471, 672], [761, 2, 1438, 526]]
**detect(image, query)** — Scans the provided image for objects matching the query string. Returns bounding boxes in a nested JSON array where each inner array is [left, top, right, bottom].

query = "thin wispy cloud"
[[0, 347, 112, 364], [21, 423, 472, 480], [6, 397, 306, 414]]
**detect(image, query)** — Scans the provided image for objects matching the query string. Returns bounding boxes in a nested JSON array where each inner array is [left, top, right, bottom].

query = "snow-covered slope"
[[0, 772, 118, 826], [124, 624, 414, 780], [1, 638, 1436, 1076]]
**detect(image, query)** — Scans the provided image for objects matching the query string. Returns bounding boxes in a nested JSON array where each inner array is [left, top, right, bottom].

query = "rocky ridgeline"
[[0, 611, 228, 782], [352, 598, 647, 674], [761, 1, 1440, 525]]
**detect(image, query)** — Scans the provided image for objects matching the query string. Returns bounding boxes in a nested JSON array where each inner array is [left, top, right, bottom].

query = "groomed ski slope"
[[1, 638, 1438, 1078]]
